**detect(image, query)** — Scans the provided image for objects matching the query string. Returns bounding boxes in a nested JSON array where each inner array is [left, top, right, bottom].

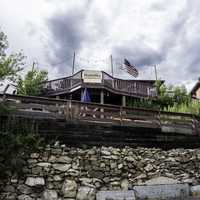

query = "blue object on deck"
[[81, 88, 91, 103]]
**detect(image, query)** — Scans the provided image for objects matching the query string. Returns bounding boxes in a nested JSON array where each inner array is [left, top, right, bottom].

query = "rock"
[[121, 179, 129, 190], [191, 185, 200, 197], [18, 194, 33, 200], [37, 162, 51, 167], [133, 173, 147, 180], [67, 169, 79, 176], [124, 156, 136, 162], [101, 150, 111, 156], [51, 148, 62, 155], [17, 184, 32, 194], [79, 178, 93, 184], [144, 164, 154, 172], [48, 155, 57, 163], [144, 176, 179, 185], [42, 190, 58, 200], [183, 178, 195, 184], [53, 175, 63, 181], [56, 156, 72, 163], [0, 193, 17, 200], [4, 185, 15, 192], [76, 186, 96, 200], [25, 177, 45, 187], [118, 163, 123, 169], [88, 170, 104, 179], [110, 181, 120, 186], [31, 167, 43, 175], [53, 164, 71, 172], [11, 178, 18, 183], [30, 153, 40, 159], [110, 162, 117, 169], [62, 179, 77, 198]]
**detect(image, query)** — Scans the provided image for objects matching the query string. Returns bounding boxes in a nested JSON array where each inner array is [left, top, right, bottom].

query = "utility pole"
[[72, 51, 75, 75], [32, 61, 36, 71], [154, 65, 158, 81], [110, 55, 114, 77]]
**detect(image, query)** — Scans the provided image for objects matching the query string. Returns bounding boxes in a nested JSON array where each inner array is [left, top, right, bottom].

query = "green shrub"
[[0, 103, 44, 178]]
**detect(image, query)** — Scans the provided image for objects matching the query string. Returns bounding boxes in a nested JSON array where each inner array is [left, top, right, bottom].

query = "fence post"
[[158, 110, 161, 128]]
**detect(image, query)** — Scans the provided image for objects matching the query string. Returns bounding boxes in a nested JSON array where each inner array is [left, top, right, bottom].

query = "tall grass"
[[164, 100, 200, 115]]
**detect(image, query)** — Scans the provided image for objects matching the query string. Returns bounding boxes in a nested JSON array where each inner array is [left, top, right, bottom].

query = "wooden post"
[[110, 55, 115, 88], [100, 89, 104, 104], [56, 96, 60, 107], [122, 95, 126, 107], [100, 89, 104, 119], [81, 88, 84, 101]]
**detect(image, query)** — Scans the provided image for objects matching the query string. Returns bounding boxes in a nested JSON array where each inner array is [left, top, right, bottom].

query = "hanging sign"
[[82, 70, 102, 83]]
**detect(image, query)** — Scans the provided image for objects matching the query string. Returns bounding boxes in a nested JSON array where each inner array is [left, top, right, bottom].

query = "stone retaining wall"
[[1, 145, 200, 199]]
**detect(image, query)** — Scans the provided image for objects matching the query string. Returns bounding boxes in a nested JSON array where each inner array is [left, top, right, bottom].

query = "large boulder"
[[62, 179, 77, 198]]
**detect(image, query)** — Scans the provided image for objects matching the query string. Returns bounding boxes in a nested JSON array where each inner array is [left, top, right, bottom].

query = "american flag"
[[122, 58, 139, 77]]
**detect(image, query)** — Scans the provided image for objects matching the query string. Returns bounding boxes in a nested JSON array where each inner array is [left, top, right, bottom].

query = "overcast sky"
[[0, 0, 200, 90]]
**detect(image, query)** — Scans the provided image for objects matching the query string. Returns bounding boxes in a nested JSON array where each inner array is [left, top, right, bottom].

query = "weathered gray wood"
[[0, 94, 200, 135]]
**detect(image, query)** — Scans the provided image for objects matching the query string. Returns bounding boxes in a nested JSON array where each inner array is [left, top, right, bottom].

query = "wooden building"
[[41, 70, 160, 106], [191, 78, 200, 100]]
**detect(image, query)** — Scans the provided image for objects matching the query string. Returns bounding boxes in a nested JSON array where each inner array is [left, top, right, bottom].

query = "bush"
[[0, 103, 44, 178]]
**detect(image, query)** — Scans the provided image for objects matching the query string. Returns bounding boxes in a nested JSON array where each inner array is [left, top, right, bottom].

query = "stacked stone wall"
[[1, 145, 200, 199]]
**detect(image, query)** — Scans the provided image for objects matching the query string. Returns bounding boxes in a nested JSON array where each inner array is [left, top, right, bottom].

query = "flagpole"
[[70, 52, 76, 102], [110, 55, 114, 77]]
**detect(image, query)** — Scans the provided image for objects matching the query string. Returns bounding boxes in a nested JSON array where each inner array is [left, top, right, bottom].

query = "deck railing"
[[41, 70, 156, 97], [1, 94, 200, 135]]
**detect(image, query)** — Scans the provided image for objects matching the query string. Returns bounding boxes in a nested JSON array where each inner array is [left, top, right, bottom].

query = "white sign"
[[82, 70, 102, 83]]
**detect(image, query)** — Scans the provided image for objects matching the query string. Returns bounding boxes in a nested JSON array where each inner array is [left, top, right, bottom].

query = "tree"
[[17, 65, 48, 96], [154, 80, 191, 110], [0, 30, 24, 81]]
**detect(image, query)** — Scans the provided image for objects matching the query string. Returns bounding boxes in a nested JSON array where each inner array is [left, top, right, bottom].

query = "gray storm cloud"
[[46, 11, 87, 73], [44, 0, 200, 85]]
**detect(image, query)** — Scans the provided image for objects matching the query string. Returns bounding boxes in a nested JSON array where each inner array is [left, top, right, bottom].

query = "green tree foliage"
[[0, 30, 45, 179], [154, 80, 190, 110], [17, 66, 48, 96], [128, 80, 197, 115], [0, 30, 24, 81]]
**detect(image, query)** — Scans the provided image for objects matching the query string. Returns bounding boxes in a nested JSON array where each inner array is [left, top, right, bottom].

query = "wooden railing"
[[41, 70, 157, 97], [1, 94, 200, 135], [41, 70, 83, 95]]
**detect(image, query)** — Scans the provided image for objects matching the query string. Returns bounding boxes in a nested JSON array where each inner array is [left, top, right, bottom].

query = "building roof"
[[190, 78, 200, 95], [41, 70, 164, 98]]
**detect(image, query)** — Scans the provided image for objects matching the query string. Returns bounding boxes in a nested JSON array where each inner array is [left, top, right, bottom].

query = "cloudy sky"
[[0, 0, 200, 90]]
